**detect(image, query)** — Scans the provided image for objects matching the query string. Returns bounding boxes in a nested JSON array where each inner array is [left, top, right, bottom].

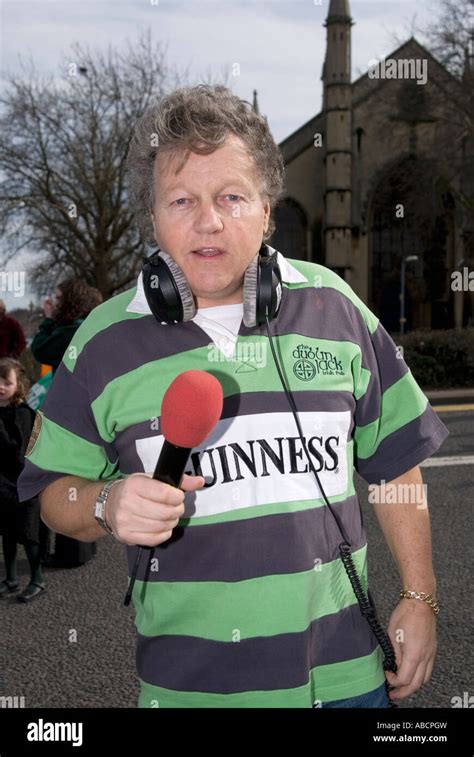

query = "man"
[[0, 299, 27, 359], [18, 84, 448, 708]]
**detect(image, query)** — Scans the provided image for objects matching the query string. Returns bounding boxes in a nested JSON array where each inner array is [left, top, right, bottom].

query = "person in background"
[[0, 299, 27, 359], [30, 279, 103, 568], [31, 280, 103, 374], [0, 358, 46, 602]]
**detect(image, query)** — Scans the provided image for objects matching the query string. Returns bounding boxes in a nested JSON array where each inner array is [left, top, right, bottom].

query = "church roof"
[[279, 36, 464, 164]]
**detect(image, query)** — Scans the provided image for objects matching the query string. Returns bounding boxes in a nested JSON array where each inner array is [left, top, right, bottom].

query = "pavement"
[[0, 408, 472, 709]]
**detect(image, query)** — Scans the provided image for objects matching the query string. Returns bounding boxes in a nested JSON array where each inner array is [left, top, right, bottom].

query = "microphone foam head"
[[161, 370, 223, 448]]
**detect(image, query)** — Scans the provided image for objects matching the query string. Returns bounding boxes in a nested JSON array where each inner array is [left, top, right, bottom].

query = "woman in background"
[[31, 279, 103, 567]]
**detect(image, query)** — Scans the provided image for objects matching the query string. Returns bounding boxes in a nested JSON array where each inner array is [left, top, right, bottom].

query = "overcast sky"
[[0, 0, 442, 310]]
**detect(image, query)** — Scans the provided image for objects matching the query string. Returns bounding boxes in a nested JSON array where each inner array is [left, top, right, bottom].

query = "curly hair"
[[0, 358, 30, 407], [53, 279, 103, 325], [125, 84, 286, 244]]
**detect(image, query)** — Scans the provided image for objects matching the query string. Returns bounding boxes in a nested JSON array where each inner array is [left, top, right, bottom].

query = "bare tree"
[[424, 0, 474, 79], [0, 31, 188, 299]]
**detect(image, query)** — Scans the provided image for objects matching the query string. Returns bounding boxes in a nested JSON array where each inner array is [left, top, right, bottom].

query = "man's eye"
[[173, 198, 190, 206], [225, 194, 241, 202]]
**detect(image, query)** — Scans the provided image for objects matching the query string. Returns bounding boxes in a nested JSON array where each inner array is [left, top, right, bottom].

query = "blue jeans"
[[321, 682, 390, 708]]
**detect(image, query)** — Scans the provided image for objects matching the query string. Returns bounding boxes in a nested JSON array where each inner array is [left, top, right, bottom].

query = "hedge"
[[395, 328, 474, 389]]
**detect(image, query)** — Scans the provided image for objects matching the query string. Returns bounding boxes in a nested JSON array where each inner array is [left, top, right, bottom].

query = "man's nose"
[[193, 201, 224, 234]]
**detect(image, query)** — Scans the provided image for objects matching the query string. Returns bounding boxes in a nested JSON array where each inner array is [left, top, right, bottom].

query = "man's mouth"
[[191, 247, 226, 257]]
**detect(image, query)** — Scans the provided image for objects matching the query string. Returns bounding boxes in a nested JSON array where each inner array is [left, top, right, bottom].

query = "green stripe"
[[133, 544, 368, 640], [179, 485, 356, 528], [355, 367, 371, 401], [137, 647, 385, 707], [92, 334, 361, 442], [354, 372, 428, 460], [26, 414, 116, 479], [286, 259, 380, 335]]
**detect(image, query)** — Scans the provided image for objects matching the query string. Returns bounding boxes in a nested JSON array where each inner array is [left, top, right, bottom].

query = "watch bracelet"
[[97, 477, 124, 535]]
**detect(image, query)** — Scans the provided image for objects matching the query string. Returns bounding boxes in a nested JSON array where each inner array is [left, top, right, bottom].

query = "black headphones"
[[142, 243, 283, 328]]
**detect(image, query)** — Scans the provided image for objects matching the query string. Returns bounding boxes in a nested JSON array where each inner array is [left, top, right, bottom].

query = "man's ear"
[[263, 199, 270, 236]]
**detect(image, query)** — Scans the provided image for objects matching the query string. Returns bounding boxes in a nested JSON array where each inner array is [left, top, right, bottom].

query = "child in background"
[[0, 358, 46, 602]]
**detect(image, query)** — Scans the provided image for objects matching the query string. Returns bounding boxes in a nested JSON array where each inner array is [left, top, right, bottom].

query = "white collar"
[[126, 249, 308, 315]]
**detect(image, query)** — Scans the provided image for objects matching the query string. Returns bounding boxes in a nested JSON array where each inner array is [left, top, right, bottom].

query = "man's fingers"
[[389, 662, 426, 701], [117, 529, 175, 548], [386, 652, 419, 690], [179, 474, 206, 492], [423, 657, 434, 685], [127, 474, 185, 506]]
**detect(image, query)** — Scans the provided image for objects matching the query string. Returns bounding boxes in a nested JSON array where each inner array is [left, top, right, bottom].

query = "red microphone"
[[124, 370, 223, 606], [153, 370, 224, 487]]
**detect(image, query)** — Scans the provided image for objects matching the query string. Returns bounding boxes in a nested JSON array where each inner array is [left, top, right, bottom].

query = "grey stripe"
[[136, 602, 379, 694], [126, 496, 365, 582], [17, 460, 67, 502], [67, 315, 211, 402], [355, 404, 449, 484], [68, 283, 395, 405], [42, 363, 118, 458]]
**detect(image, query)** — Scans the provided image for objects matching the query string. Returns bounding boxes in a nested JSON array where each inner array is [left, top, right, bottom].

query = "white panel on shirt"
[[135, 411, 351, 518]]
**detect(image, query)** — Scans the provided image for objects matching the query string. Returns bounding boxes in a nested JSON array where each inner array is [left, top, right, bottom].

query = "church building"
[[270, 0, 473, 331]]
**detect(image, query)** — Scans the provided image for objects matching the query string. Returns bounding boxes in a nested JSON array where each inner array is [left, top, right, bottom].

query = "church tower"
[[322, 0, 353, 278]]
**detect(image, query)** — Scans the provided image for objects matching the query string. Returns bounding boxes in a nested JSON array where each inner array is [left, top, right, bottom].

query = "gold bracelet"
[[400, 590, 439, 615]]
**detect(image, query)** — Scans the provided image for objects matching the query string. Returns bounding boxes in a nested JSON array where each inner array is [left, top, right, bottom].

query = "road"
[[1, 409, 472, 708]]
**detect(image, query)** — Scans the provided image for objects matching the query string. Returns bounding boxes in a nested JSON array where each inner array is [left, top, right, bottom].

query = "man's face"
[[150, 134, 270, 308]]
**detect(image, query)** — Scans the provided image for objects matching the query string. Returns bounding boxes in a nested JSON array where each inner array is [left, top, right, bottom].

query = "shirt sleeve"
[[352, 318, 449, 484], [17, 352, 119, 502]]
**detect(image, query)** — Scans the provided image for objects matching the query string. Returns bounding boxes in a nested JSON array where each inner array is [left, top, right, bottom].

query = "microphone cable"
[[264, 315, 398, 707]]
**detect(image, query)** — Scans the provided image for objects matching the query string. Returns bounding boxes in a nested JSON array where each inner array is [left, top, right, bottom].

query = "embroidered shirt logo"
[[292, 344, 344, 381]]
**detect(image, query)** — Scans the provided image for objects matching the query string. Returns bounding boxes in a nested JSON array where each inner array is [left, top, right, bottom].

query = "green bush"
[[396, 328, 474, 389]]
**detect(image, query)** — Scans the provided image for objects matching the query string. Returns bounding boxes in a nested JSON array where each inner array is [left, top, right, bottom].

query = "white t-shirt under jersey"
[[192, 303, 243, 358]]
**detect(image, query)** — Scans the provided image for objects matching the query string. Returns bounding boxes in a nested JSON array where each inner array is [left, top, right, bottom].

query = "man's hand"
[[385, 598, 437, 701], [106, 472, 205, 547]]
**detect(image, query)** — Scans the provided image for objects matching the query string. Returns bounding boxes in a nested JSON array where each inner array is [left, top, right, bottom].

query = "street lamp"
[[400, 255, 419, 336]]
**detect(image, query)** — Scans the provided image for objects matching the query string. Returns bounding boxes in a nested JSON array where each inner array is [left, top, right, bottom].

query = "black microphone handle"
[[124, 440, 192, 606], [152, 440, 192, 487]]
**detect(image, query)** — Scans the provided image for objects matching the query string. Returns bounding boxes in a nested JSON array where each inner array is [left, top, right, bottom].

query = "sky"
[[0, 0, 443, 310]]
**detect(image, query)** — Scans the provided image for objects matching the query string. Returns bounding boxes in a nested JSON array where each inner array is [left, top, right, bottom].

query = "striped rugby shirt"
[[18, 252, 448, 708]]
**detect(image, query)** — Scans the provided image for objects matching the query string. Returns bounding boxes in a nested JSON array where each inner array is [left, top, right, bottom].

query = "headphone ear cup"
[[243, 250, 282, 328], [143, 251, 196, 323], [242, 254, 259, 328]]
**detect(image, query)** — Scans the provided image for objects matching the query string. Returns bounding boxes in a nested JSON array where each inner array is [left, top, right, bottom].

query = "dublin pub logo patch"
[[292, 344, 344, 382]]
